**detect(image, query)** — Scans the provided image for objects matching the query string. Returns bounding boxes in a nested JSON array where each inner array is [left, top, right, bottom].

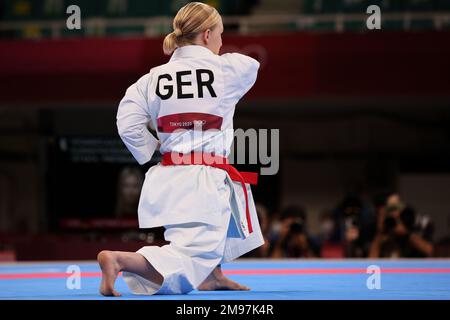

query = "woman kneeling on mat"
[[98, 2, 264, 296]]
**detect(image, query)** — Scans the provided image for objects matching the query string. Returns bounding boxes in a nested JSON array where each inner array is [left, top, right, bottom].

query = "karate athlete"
[[98, 2, 264, 296]]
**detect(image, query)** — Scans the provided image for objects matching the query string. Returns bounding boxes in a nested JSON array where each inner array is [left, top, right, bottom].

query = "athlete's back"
[[117, 45, 259, 161]]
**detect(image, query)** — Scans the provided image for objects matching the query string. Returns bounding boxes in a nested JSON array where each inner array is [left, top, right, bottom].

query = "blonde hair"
[[163, 2, 221, 55]]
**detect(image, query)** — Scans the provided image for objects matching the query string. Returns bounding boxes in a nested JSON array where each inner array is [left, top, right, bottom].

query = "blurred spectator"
[[332, 193, 375, 258], [369, 200, 434, 258], [372, 191, 401, 234], [415, 211, 435, 244], [270, 205, 316, 258], [313, 210, 343, 258], [244, 203, 271, 257], [318, 210, 335, 242], [115, 166, 144, 218]]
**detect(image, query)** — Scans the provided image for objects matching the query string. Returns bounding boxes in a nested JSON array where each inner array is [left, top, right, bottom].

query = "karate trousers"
[[122, 178, 264, 295]]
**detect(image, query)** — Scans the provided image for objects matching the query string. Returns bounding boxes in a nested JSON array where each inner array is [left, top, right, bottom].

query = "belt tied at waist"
[[161, 152, 258, 233]]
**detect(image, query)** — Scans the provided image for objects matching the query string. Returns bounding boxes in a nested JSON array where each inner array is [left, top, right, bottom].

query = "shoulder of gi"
[[220, 52, 260, 100]]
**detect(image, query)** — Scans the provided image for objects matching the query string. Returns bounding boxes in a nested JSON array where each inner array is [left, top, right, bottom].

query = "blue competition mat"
[[1, 259, 450, 300]]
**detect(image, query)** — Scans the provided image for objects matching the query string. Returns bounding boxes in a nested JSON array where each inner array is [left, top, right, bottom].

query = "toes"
[[234, 284, 248, 290], [100, 288, 122, 297], [221, 281, 250, 291], [197, 277, 250, 292], [233, 284, 249, 291], [100, 289, 112, 296], [112, 290, 122, 297]]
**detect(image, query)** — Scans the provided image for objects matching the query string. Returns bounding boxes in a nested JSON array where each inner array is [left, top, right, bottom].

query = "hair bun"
[[163, 2, 220, 56]]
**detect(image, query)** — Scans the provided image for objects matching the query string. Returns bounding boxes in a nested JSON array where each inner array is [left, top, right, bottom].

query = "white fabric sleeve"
[[116, 72, 159, 165], [221, 53, 260, 101]]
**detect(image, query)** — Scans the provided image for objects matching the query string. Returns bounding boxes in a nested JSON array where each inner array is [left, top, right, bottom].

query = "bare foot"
[[198, 265, 250, 291], [97, 250, 122, 297]]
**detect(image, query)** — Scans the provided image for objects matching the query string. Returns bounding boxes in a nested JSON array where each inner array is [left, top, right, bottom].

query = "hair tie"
[[174, 28, 182, 37]]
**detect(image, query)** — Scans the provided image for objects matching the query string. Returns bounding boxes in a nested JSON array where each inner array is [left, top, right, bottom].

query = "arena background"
[[0, 0, 450, 262]]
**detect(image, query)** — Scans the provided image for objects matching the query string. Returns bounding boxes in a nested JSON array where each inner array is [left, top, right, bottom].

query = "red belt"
[[161, 152, 258, 233]]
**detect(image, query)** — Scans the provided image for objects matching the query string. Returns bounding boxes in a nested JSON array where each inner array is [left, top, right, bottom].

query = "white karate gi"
[[116, 45, 264, 295]]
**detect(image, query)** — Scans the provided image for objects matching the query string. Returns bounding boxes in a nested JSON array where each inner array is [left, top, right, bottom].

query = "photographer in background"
[[333, 194, 375, 258], [270, 206, 316, 258], [369, 198, 434, 258]]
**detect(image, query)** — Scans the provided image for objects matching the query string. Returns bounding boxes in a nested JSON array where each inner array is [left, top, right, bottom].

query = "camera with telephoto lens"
[[289, 219, 304, 234], [280, 206, 307, 235], [383, 204, 416, 234]]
